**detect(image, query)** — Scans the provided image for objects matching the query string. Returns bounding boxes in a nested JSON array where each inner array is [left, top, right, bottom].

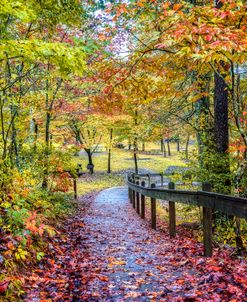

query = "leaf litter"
[[23, 187, 247, 301]]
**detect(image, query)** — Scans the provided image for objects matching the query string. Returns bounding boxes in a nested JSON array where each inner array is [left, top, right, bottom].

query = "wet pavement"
[[24, 187, 247, 302]]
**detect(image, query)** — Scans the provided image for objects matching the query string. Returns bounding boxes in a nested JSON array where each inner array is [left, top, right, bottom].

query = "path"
[[25, 187, 247, 302], [80, 187, 193, 301]]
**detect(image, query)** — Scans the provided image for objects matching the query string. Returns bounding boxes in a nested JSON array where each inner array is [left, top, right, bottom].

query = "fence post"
[[73, 178, 77, 200], [151, 183, 156, 229], [141, 181, 145, 219], [136, 181, 140, 214], [168, 182, 176, 237], [129, 187, 132, 203], [147, 173, 151, 187], [132, 185, 136, 209], [202, 182, 212, 257]]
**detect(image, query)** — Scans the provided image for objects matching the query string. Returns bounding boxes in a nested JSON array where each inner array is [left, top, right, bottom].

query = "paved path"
[[83, 187, 188, 301], [25, 187, 247, 302]]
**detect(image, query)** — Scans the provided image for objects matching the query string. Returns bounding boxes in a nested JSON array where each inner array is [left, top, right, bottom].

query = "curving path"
[[83, 187, 191, 301], [25, 187, 247, 302]]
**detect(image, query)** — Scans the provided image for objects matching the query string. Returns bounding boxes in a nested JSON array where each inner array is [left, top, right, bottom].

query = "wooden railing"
[[127, 173, 247, 257]]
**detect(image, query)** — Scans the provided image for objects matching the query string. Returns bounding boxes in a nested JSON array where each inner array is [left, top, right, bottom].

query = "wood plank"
[[141, 181, 145, 219], [151, 183, 156, 229], [127, 181, 247, 219], [136, 181, 140, 214], [168, 182, 176, 237], [132, 188, 136, 209], [129, 188, 132, 203]]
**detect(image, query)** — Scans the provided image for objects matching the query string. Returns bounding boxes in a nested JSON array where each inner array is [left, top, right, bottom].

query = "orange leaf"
[[97, 275, 109, 282]]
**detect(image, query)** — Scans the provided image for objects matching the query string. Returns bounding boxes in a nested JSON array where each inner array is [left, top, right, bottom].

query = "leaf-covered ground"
[[23, 187, 247, 302]]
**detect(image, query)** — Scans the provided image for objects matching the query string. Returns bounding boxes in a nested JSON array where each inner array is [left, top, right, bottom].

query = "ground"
[[74, 142, 188, 179], [23, 186, 247, 302]]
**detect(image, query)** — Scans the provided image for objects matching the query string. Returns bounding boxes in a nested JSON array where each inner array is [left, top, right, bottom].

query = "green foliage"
[[0, 165, 75, 292], [214, 218, 247, 247], [187, 148, 232, 194]]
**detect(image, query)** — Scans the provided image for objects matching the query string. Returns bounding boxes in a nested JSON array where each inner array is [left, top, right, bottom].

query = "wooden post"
[[150, 183, 156, 229], [168, 182, 176, 237], [132, 187, 136, 208], [136, 181, 140, 214], [73, 178, 77, 200], [202, 182, 212, 257], [147, 174, 151, 187], [129, 188, 132, 203], [141, 181, 145, 219]]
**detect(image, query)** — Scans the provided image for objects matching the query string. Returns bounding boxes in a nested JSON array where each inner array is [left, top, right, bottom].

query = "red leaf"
[[205, 35, 213, 42], [0, 280, 9, 294], [209, 266, 222, 271]]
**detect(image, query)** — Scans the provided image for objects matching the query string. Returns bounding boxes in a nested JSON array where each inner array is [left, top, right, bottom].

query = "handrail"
[[127, 173, 247, 257], [129, 173, 201, 187], [128, 180, 247, 219]]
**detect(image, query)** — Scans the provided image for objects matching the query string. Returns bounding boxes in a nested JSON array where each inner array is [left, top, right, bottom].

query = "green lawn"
[[74, 142, 194, 174]]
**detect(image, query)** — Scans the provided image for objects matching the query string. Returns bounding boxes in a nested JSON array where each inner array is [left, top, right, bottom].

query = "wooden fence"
[[127, 173, 247, 257]]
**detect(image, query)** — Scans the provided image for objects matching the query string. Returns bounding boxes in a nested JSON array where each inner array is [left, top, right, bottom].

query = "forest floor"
[[23, 187, 247, 302]]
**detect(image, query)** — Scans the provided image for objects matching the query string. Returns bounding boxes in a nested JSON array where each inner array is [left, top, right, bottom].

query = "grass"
[[71, 141, 196, 199], [76, 174, 125, 196], [72, 141, 203, 230], [74, 142, 193, 174]]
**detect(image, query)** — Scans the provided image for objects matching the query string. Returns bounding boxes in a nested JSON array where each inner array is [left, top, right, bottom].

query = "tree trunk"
[[34, 121, 38, 152], [161, 138, 164, 152], [214, 73, 229, 154], [212, 0, 230, 194], [163, 141, 167, 157], [167, 139, 171, 156], [133, 137, 138, 174], [142, 142, 145, 151], [133, 109, 138, 173], [107, 128, 113, 173], [177, 138, 180, 152], [10, 105, 19, 169], [42, 111, 51, 189], [214, 70, 230, 193], [85, 148, 94, 174], [50, 134, 53, 151]]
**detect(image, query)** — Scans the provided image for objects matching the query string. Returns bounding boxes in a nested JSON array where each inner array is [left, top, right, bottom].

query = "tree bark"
[[177, 137, 180, 152], [214, 73, 229, 154], [133, 109, 138, 173], [133, 137, 138, 173], [163, 141, 167, 157], [167, 139, 171, 156], [213, 63, 230, 194], [42, 111, 51, 189], [107, 128, 113, 173], [85, 148, 94, 173], [161, 138, 164, 152], [34, 121, 38, 152]]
